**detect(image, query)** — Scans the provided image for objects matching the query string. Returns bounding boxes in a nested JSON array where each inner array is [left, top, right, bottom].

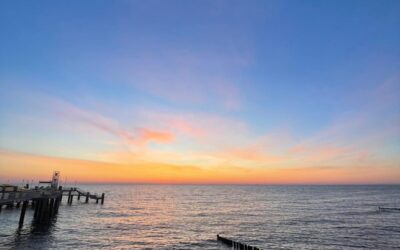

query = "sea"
[[0, 185, 399, 249]]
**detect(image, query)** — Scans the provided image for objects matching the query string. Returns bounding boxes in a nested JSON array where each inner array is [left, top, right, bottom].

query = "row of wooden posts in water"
[[217, 234, 263, 250], [378, 206, 400, 212], [65, 187, 105, 205]]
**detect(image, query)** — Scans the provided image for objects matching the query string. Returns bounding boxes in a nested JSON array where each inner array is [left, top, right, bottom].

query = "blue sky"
[[0, 0, 399, 183]]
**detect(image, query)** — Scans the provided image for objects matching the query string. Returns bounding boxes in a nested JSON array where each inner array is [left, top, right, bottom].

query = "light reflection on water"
[[1, 185, 400, 249]]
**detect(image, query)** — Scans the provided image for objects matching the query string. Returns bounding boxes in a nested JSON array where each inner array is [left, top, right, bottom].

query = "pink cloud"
[[49, 99, 175, 148], [136, 128, 174, 146], [137, 110, 249, 145]]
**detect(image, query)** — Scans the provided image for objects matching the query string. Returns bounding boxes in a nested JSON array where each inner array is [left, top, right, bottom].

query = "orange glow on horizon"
[[1, 150, 399, 185]]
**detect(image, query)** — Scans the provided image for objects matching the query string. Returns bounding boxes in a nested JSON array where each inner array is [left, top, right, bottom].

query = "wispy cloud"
[[24, 90, 398, 171], [47, 98, 175, 149], [1, 74, 398, 184], [136, 109, 249, 145]]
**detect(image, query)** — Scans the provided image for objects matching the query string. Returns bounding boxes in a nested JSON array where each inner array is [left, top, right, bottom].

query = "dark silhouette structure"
[[0, 172, 105, 228], [217, 234, 263, 250]]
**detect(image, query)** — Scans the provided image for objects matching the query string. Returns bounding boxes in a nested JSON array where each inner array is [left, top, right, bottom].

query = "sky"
[[0, 0, 399, 184]]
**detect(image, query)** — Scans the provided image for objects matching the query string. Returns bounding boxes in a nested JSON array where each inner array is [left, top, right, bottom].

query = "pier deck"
[[0, 189, 61, 206]]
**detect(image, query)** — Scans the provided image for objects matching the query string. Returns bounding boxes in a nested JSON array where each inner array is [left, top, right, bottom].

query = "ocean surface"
[[0, 185, 399, 249]]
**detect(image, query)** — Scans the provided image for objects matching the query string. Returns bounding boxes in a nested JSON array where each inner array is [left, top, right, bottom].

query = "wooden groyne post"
[[217, 235, 262, 250]]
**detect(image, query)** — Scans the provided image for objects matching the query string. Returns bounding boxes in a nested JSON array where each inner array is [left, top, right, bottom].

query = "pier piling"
[[18, 201, 28, 227], [39, 199, 48, 222], [49, 198, 55, 217], [67, 189, 72, 204], [54, 198, 60, 213], [36, 199, 42, 220], [36, 200, 41, 219], [33, 200, 39, 218]]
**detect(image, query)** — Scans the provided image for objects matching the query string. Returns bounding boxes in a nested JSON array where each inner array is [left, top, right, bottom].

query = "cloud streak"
[[1, 75, 398, 184], [48, 98, 175, 148]]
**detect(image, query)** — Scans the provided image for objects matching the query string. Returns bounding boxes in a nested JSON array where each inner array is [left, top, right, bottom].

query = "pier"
[[62, 187, 105, 205], [217, 234, 263, 250], [0, 171, 105, 228]]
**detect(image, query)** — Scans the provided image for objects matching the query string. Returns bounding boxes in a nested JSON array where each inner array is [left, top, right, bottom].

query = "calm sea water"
[[0, 185, 399, 249]]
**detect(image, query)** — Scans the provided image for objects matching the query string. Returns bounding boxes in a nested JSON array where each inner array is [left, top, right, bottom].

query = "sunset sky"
[[0, 0, 399, 184]]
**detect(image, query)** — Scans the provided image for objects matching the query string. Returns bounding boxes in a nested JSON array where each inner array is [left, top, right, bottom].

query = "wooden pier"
[[217, 235, 263, 250], [0, 187, 63, 227], [0, 171, 105, 228], [62, 187, 105, 205]]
